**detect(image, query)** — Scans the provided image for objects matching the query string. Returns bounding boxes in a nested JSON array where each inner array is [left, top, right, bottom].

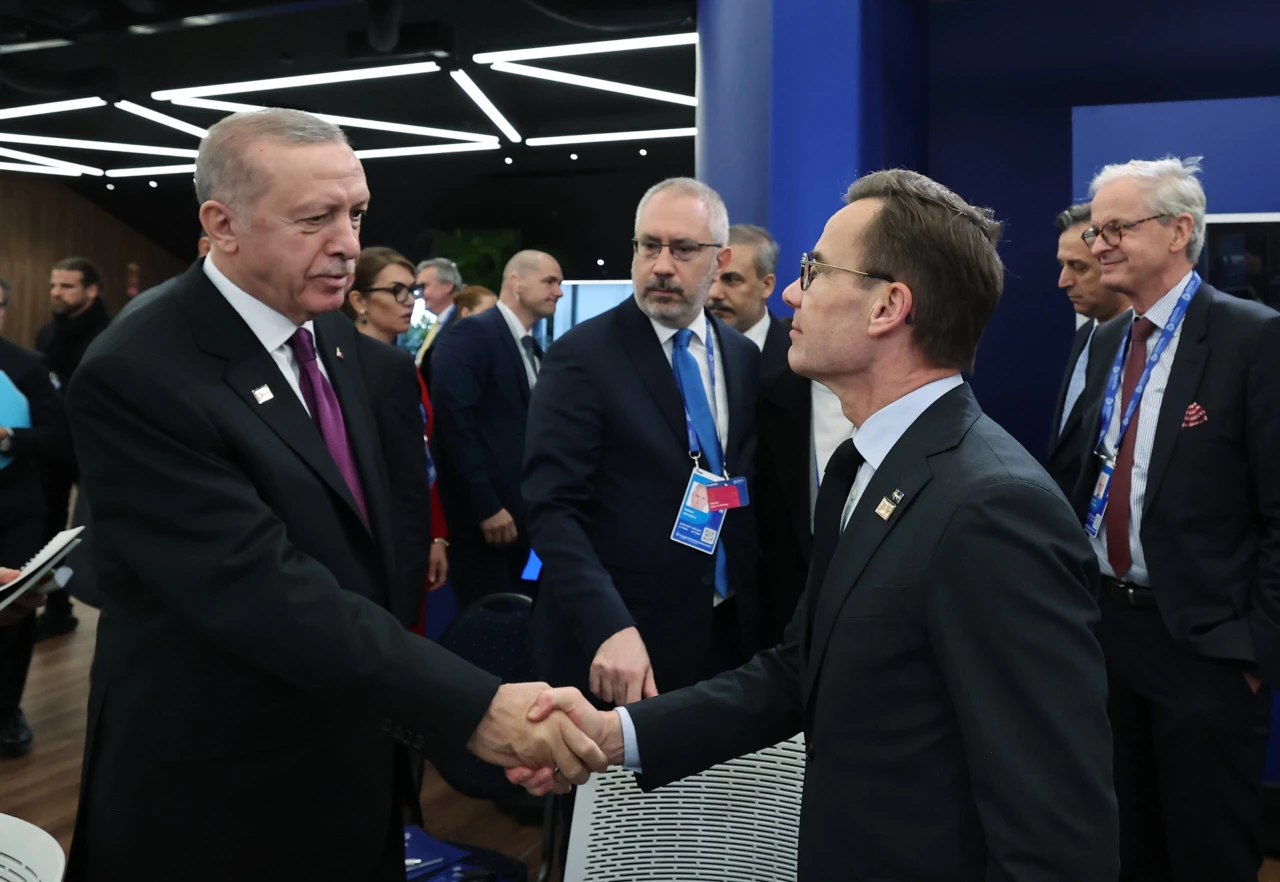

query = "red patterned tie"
[[1105, 318, 1157, 578]]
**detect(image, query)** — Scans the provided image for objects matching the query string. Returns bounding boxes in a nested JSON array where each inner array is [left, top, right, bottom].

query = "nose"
[[782, 277, 802, 311], [1089, 234, 1112, 260], [331, 215, 361, 260], [652, 244, 678, 277], [1058, 267, 1072, 289]]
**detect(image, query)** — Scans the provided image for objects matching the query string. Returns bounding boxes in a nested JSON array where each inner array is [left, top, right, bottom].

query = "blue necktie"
[[672, 327, 729, 598]]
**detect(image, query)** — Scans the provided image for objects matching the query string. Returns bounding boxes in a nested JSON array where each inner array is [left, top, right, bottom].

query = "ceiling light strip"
[[353, 142, 502, 159], [473, 32, 698, 64], [151, 61, 441, 100], [0, 161, 81, 177], [449, 71, 522, 143], [0, 39, 74, 55], [490, 61, 696, 107], [170, 97, 498, 143], [0, 146, 104, 176], [114, 101, 209, 138], [105, 164, 197, 178], [0, 97, 108, 121], [525, 127, 696, 147], [0, 133, 197, 157]]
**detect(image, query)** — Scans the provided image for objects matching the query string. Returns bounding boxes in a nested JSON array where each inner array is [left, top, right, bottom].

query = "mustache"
[[314, 259, 356, 277], [644, 278, 686, 296]]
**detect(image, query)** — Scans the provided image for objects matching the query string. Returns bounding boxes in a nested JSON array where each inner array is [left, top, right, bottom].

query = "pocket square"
[[1182, 402, 1207, 428]]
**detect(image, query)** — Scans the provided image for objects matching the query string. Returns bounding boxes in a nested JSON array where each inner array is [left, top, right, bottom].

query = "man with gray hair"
[[1071, 155, 1280, 881], [525, 177, 762, 706], [707, 223, 778, 351], [413, 256, 463, 371], [61, 107, 605, 881]]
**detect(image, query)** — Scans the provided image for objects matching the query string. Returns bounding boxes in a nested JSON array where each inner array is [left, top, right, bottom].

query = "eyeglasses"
[[632, 238, 721, 262], [1081, 214, 1169, 247], [366, 283, 424, 305], [800, 253, 895, 291]]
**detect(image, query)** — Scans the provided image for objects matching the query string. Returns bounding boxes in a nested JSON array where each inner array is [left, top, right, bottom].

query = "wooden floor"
[[0, 605, 547, 877]]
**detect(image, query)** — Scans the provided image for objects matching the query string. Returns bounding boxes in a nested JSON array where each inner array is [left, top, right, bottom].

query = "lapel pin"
[[252, 384, 274, 404], [335, 346, 344, 360], [891, 489, 905, 504], [875, 498, 896, 521]]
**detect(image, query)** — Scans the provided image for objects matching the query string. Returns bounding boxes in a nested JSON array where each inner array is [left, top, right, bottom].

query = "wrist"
[[432, 537, 450, 548], [605, 711, 627, 766]]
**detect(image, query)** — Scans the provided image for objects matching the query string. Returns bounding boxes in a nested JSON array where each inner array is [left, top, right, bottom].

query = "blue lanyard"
[[671, 315, 720, 464], [1095, 271, 1200, 461]]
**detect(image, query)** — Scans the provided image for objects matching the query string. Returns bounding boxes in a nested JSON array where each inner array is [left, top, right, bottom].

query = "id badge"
[[1083, 458, 1115, 538], [671, 468, 728, 555]]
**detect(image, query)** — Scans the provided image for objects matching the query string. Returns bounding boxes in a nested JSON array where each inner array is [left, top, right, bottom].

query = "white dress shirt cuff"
[[614, 707, 643, 773]]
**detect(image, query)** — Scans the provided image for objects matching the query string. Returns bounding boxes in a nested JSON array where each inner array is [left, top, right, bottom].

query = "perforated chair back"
[[564, 733, 805, 882], [0, 813, 65, 882], [435, 593, 534, 800]]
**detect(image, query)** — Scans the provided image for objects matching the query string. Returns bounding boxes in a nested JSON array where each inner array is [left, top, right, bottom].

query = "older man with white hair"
[[1071, 155, 1280, 881]]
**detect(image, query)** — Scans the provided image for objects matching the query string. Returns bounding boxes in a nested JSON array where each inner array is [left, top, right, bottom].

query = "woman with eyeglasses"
[[343, 247, 450, 637]]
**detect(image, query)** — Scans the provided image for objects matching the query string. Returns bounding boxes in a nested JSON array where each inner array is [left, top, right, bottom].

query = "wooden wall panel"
[[0, 172, 187, 350]]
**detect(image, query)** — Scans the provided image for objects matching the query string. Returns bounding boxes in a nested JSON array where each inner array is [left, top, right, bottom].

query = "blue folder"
[[0, 371, 30, 471]]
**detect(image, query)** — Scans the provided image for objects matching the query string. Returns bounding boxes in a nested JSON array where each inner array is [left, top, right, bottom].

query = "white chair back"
[[564, 733, 805, 882], [0, 813, 65, 882]]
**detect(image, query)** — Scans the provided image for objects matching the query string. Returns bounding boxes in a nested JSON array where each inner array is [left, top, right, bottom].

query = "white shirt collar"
[[496, 300, 532, 340], [647, 305, 709, 348], [1143, 270, 1195, 331], [852, 374, 965, 470], [203, 255, 311, 351], [743, 311, 772, 352]]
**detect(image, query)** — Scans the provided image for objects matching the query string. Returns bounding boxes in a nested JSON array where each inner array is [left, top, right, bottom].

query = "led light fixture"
[[490, 62, 696, 107]]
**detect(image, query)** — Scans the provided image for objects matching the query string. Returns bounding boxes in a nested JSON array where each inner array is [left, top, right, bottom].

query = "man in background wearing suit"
[[519, 169, 1118, 881], [414, 257, 463, 382], [431, 249, 563, 608], [62, 108, 603, 882], [1047, 203, 1128, 497], [0, 337, 67, 757], [1071, 156, 1280, 882], [707, 223, 777, 360], [524, 177, 760, 707]]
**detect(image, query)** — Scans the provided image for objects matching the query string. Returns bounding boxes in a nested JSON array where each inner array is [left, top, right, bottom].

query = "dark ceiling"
[[0, 0, 698, 279]]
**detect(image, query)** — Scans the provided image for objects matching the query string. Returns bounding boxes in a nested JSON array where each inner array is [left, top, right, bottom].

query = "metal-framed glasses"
[[800, 253, 896, 290], [366, 282, 424, 305], [632, 238, 721, 262], [1081, 214, 1170, 247]]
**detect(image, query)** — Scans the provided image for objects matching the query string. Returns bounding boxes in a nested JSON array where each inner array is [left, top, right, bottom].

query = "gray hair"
[[415, 257, 463, 291], [1054, 203, 1092, 233], [1090, 155, 1207, 263], [195, 108, 349, 210], [727, 223, 779, 278], [635, 177, 730, 247]]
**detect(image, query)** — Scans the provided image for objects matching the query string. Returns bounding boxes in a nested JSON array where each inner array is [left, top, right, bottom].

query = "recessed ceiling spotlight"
[[504, 157, 513, 165], [149, 180, 158, 188], [106, 183, 115, 190], [570, 153, 578, 160], [596, 259, 605, 266], [639, 148, 648, 156]]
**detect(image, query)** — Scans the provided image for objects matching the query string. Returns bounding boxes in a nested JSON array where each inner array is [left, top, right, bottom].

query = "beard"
[[636, 269, 716, 328]]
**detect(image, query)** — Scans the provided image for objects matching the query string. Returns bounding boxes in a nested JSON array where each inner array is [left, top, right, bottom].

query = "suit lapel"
[[1049, 322, 1093, 455], [711, 312, 752, 474], [802, 385, 980, 705], [615, 297, 688, 450], [1143, 286, 1211, 514], [762, 367, 814, 557], [490, 308, 533, 405]]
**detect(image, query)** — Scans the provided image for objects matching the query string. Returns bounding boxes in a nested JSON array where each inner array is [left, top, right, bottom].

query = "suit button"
[[702, 574, 713, 586], [805, 743, 816, 762], [413, 735, 425, 750], [393, 726, 404, 741], [381, 719, 392, 733]]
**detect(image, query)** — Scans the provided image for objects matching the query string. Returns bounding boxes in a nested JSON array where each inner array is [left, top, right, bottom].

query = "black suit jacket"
[[0, 338, 66, 529], [524, 296, 760, 696], [1046, 320, 1097, 497], [628, 384, 1118, 881], [1070, 283, 1280, 681], [63, 262, 500, 882], [358, 333, 431, 628], [755, 315, 814, 647], [418, 305, 462, 390], [430, 305, 533, 534]]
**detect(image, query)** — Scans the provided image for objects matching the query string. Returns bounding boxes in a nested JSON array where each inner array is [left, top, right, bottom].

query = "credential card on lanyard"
[[671, 467, 726, 554]]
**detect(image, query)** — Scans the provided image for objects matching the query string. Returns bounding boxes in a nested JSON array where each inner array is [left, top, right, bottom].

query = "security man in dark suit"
[[1071, 157, 1280, 882], [0, 337, 67, 757], [517, 169, 1118, 881], [524, 178, 760, 706], [1047, 203, 1128, 497]]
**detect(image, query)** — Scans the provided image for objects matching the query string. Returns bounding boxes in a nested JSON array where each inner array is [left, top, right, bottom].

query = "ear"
[[715, 244, 732, 275], [85, 284, 100, 301], [1169, 213, 1195, 255], [866, 281, 914, 339], [347, 288, 366, 311], [761, 272, 777, 299], [199, 200, 240, 255]]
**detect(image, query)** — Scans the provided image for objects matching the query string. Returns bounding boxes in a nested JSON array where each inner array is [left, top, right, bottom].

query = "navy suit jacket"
[[523, 296, 760, 696], [430, 305, 533, 534]]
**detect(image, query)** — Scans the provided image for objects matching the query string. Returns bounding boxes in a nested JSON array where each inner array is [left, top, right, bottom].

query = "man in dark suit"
[[61, 108, 603, 882], [1070, 157, 1280, 882], [0, 337, 67, 757], [524, 177, 760, 706], [517, 169, 1119, 880], [431, 250, 562, 608], [1047, 203, 1128, 497], [413, 257, 463, 387]]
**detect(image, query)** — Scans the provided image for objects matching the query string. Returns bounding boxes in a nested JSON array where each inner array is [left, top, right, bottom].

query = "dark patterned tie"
[[1105, 318, 1157, 579], [287, 328, 368, 524], [805, 438, 864, 639]]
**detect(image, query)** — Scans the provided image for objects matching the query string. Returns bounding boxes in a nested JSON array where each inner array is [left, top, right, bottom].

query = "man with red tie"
[[1072, 156, 1280, 881]]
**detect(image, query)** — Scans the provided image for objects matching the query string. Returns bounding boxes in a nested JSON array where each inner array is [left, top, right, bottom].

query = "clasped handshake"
[[465, 681, 627, 797]]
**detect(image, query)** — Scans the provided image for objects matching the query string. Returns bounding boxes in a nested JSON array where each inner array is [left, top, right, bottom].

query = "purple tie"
[[287, 327, 368, 524]]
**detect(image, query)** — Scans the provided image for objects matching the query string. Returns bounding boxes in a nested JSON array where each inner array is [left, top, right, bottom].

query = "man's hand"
[[1245, 671, 1264, 694], [427, 542, 448, 591], [0, 568, 45, 626], [506, 687, 627, 795], [591, 626, 658, 705], [479, 509, 518, 547], [466, 682, 608, 794]]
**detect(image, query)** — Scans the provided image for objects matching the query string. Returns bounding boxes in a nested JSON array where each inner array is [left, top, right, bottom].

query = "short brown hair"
[[342, 246, 415, 321], [52, 256, 103, 291], [844, 169, 1003, 373], [454, 285, 496, 312]]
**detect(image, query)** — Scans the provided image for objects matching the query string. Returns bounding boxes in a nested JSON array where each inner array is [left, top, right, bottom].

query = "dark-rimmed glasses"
[[632, 238, 721, 262], [1081, 214, 1170, 247], [800, 253, 895, 290], [366, 283, 424, 305]]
